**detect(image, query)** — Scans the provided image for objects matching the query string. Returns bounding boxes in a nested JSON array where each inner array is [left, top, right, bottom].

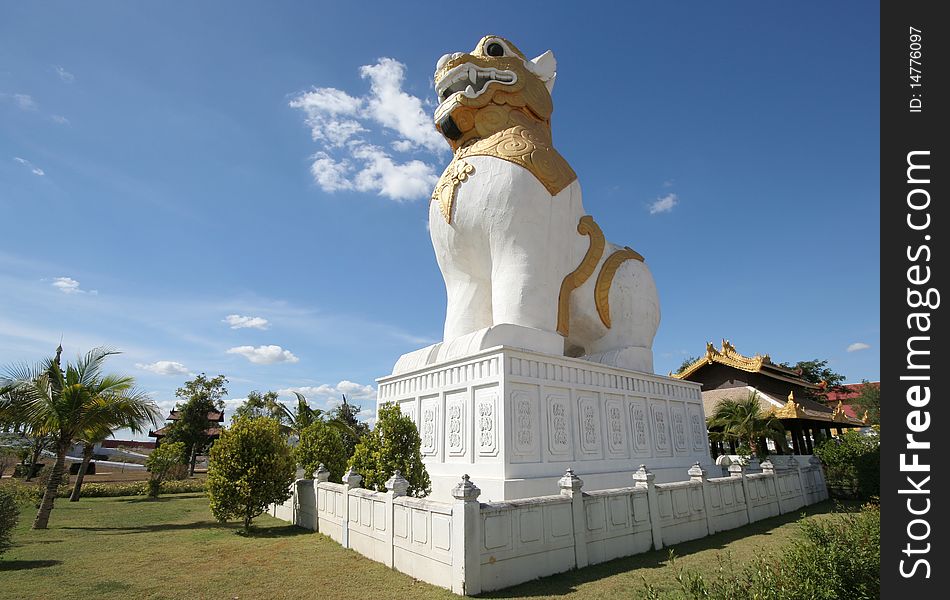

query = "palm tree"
[[1, 346, 159, 529], [274, 392, 324, 440], [707, 391, 785, 456]]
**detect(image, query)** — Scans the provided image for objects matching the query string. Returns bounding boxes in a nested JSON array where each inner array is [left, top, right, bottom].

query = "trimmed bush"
[[206, 417, 295, 531], [145, 441, 187, 497], [295, 420, 347, 481], [815, 430, 880, 498], [349, 403, 430, 497], [0, 486, 19, 556], [0, 478, 206, 503]]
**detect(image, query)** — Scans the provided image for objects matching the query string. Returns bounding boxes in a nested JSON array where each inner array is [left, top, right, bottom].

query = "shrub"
[[349, 403, 430, 497], [0, 487, 19, 556], [206, 417, 295, 531], [0, 478, 206, 502], [814, 430, 880, 498], [643, 503, 880, 599], [0, 480, 42, 505], [295, 420, 347, 481], [145, 441, 187, 497]]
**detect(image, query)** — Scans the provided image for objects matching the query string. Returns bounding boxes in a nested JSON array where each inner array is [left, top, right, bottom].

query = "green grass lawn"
[[0, 493, 852, 599]]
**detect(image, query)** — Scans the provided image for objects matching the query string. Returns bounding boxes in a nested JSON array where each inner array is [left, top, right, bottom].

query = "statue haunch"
[[400, 35, 660, 375]]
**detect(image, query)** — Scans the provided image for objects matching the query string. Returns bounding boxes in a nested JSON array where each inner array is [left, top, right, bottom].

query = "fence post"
[[341, 466, 362, 549], [314, 463, 329, 532], [688, 462, 712, 536], [451, 474, 481, 596], [760, 459, 781, 514], [728, 463, 753, 524], [384, 470, 409, 569], [809, 456, 828, 501], [633, 465, 663, 551], [558, 468, 589, 569], [789, 455, 808, 504]]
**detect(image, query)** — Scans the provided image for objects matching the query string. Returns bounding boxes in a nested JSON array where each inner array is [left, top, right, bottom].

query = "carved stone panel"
[[671, 403, 688, 453], [688, 405, 707, 452], [605, 394, 628, 457], [629, 398, 650, 457], [650, 401, 672, 456], [445, 389, 467, 458], [577, 395, 602, 457], [510, 385, 540, 462], [474, 386, 498, 457], [420, 396, 440, 457], [546, 391, 572, 459]]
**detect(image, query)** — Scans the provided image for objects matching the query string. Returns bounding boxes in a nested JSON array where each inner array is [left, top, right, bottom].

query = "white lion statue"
[[395, 35, 660, 375]]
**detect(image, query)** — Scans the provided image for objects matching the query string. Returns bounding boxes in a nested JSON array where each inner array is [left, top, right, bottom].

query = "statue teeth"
[[469, 67, 477, 84], [465, 85, 475, 95]]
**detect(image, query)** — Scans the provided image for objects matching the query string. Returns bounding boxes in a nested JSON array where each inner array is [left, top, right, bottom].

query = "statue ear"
[[529, 50, 557, 92]]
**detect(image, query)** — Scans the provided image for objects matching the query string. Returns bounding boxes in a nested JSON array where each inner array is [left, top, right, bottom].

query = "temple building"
[[148, 408, 225, 447], [671, 340, 867, 456]]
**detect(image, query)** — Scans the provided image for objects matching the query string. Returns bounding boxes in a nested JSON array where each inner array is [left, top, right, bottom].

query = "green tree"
[[273, 392, 324, 440], [233, 390, 282, 422], [164, 373, 228, 475], [295, 420, 347, 481], [815, 430, 880, 499], [780, 358, 847, 400], [675, 355, 700, 374], [330, 394, 370, 459], [69, 398, 158, 501], [206, 417, 295, 531], [144, 441, 187, 497], [349, 403, 430, 497], [849, 380, 880, 426], [0, 346, 159, 529], [707, 391, 785, 458]]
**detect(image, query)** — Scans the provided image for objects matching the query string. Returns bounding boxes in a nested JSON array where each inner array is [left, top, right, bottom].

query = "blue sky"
[[1, 2, 880, 435]]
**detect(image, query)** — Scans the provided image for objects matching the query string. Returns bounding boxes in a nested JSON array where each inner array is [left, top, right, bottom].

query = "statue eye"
[[486, 42, 504, 57]]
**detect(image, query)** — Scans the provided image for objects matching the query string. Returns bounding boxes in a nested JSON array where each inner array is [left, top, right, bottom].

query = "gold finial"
[[862, 410, 869, 424], [787, 390, 795, 403]]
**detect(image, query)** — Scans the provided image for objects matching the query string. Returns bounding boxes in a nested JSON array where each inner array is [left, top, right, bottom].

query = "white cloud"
[[227, 344, 299, 365], [649, 193, 678, 215], [223, 314, 270, 330], [290, 57, 446, 202], [10, 93, 37, 110], [50, 115, 70, 125], [51, 276, 97, 295], [279, 380, 377, 404], [13, 157, 45, 176], [359, 58, 444, 153], [336, 380, 377, 401], [846, 342, 871, 352], [136, 360, 191, 376], [54, 65, 75, 83]]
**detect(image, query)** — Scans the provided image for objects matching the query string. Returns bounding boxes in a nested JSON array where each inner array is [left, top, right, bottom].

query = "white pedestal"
[[376, 346, 714, 502]]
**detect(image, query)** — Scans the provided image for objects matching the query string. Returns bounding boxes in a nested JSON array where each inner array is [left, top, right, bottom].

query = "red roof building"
[[823, 382, 879, 420], [148, 408, 225, 444]]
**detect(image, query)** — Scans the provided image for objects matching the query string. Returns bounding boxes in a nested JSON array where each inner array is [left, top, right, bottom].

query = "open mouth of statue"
[[435, 64, 517, 106]]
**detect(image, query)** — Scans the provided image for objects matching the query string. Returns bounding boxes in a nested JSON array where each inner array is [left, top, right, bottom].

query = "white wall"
[[270, 457, 828, 595]]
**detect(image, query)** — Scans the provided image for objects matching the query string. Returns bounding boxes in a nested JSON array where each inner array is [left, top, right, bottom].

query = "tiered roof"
[[676, 340, 866, 427]]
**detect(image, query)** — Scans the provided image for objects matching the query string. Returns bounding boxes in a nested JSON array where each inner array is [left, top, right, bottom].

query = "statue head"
[[433, 35, 556, 151]]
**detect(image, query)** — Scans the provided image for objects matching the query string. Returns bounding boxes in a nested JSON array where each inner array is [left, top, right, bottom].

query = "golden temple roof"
[[671, 340, 821, 389]]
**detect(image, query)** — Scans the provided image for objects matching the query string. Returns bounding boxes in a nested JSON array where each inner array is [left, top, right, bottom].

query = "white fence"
[[270, 457, 828, 595]]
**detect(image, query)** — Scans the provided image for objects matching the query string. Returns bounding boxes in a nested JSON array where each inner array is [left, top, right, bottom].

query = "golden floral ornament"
[[432, 159, 475, 224]]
